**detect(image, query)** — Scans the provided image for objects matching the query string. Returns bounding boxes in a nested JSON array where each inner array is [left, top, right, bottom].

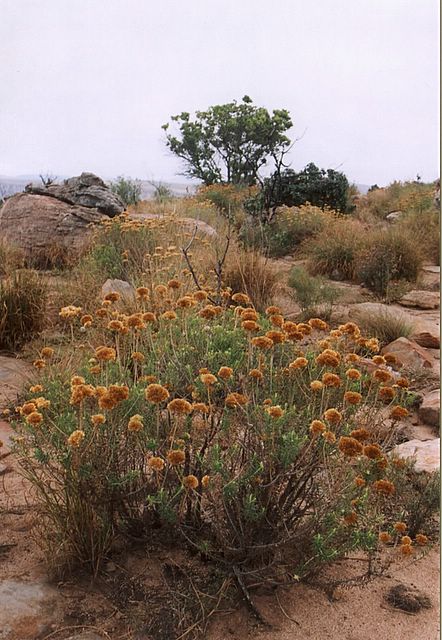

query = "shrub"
[[0, 271, 47, 350], [305, 219, 367, 280], [396, 209, 440, 266], [241, 204, 332, 258], [357, 310, 414, 347], [14, 292, 438, 588], [355, 229, 422, 298], [288, 266, 340, 320], [356, 181, 436, 222], [197, 184, 255, 220], [111, 176, 142, 207], [222, 248, 278, 311]]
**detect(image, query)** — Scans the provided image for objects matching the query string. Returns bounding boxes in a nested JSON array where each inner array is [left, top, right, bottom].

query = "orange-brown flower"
[[91, 414, 106, 426], [225, 392, 249, 408], [343, 512, 358, 525], [89, 365, 101, 374], [322, 430, 336, 444], [67, 430, 85, 447], [345, 368, 361, 381], [70, 384, 96, 405], [148, 456, 165, 471], [322, 372, 341, 387], [345, 353, 360, 364], [131, 351, 145, 363], [167, 449, 186, 465], [372, 355, 386, 366], [200, 373, 217, 386], [145, 383, 170, 403], [249, 368, 264, 380], [379, 386, 396, 402], [373, 479, 395, 496], [373, 369, 393, 384], [242, 320, 260, 332], [155, 284, 167, 296], [308, 318, 328, 331], [415, 534, 428, 546], [324, 408, 342, 424], [95, 308, 108, 319], [379, 531, 392, 543], [21, 402, 37, 416], [199, 305, 217, 320], [344, 391, 362, 405], [315, 349, 341, 368], [136, 286, 149, 300], [29, 385, 43, 393], [338, 436, 363, 457], [363, 444, 382, 459], [241, 308, 258, 321], [108, 385, 129, 402], [232, 292, 250, 305], [25, 411, 43, 426], [310, 419, 326, 435], [267, 405, 284, 418], [183, 474, 199, 490], [142, 312, 157, 323], [41, 347, 54, 359], [193, 290, 208, 302], [251, 336, 273, 350], [103, 292, 120, 303], [127, 314, 145, 329], [350, 428, 370, 442], [192, 402, 209, 413], [401, 536, 412, 546], [270, 314, 284, 328], [396, 377, 410, 388], [310, 380, 323, 392], [340, 322, 360, 335], [33, 359, 46, 370], [265, 305, 281, 315], [266, 330, 285, 345], [289, 357, 309, 370], [167, 398, 193, 415], [218, 366, 233, 380], [161, 310, 177, 321], [201, 475, 210, 488], [400, 544, 413, 556], [95, 346, 117, 361], [355, 476, 366, 487], [394, 522, 407, 534], [128, 414, 144, 432], [176, 296, 194, 309], [383, 352, 398, 365], [389, 406, 409, 420]]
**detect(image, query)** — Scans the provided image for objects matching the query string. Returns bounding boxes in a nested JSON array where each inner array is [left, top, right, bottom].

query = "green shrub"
[[355, 229, 422, 297], [305, 219, 366, 280], [241, 204, 331, 258], [111, 176, 142, 207], [288, 266, 340, 320], [0, 271, 47, 350]]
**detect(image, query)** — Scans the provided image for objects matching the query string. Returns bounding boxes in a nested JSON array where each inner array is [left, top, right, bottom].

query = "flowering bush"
[[13, 288, 437, 587]]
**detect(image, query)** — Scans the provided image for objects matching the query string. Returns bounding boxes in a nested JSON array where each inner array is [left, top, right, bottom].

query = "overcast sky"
[[0, 0, 439, 186]]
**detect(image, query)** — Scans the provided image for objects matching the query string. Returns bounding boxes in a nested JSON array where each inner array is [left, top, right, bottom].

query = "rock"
[[65, 634, 103, 640], [385, 210, 403, 222], [0, 356, 33, 408], [419, 265, 440, 291], [348, 302, 414, 326], [419, 389, 440, 428], [101, 279, 136, 303], [0, 579, 60, 640], [391, 438, 440, 473], [410, 319, 440, 349], [25, 172, 125, 217], [0, 193, 105, 261], [381, 337, 435, 369], [399, 290, 440, 310], [403, 423, 438, 441]]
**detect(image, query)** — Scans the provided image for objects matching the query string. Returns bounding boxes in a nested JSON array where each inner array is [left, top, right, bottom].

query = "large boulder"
[[381, 337, 435, 370], [399, 290, 440, 310], [25, 172, 125, 217], [418, 389, 440, 428], [0, 193, 105, 260], [391, 438, 440, 473]]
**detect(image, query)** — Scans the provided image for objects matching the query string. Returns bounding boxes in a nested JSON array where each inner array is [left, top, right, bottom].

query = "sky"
[[0, 0, 439, 187]]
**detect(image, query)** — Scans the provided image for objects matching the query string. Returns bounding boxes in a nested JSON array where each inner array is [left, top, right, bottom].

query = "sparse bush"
[[357, 310, 414, 347], [288, 266, 340, 320], [305, 219, 367, 280], [0, 271, 47, 350], [222, 248, 278, 311], [396, 209, 440, 266], [355, 228, 422, 298], [111, 176, 142, 207], [241, 204, 332, 257], [149, 180, 173, 204]]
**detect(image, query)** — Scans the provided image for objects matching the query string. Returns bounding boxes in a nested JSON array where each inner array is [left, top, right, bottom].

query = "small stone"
[[419, 389, 440, 428], [386, 211, 403, 222], [105, 560, 117, 572], [101, 279, 136, 303]]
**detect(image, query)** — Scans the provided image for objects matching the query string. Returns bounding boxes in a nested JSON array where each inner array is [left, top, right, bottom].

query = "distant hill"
[[0, 174, 371, 200]]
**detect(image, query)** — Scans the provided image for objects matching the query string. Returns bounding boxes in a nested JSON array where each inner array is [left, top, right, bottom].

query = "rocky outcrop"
[[0, 193, 104, 260], [25, 172, 125, 217], [410, 319, 440, 349], [392, 438, 440, 473], [399, 290, 440, 310]]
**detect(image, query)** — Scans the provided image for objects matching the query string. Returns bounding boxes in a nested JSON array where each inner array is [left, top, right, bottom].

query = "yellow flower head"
[[67, 430, 85, 447], [145, 384, 170, 404]]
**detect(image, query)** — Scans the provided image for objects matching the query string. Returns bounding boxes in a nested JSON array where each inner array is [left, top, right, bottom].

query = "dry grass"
[[356, 310, 415, 347], [222, 247, 279, 311]]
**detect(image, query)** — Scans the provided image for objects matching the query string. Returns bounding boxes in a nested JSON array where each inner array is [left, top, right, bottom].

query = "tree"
[[162, 96, 293, 186], [245, 163, 351, 221]]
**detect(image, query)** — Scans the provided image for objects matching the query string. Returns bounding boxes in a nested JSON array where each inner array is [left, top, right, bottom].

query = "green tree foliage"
[[162, 96, 293, 185], [110, 176, 142, 207], [246, 163, 352, 220]]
